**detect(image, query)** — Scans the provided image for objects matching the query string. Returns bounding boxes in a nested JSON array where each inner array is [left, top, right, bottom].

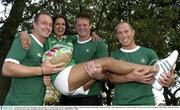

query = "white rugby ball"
[[42, 45, 72, 66]]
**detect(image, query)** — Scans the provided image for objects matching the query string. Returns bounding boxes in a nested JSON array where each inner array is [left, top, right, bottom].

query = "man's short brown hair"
[[76, 12, 91, 24]]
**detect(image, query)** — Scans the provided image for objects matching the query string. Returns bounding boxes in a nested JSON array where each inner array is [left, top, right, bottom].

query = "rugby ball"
[[42, 45, 72, 66]]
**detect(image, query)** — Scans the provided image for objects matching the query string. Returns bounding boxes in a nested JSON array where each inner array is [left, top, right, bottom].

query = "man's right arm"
[[2, 62, 42, 77], [2, 61, 65, 78]]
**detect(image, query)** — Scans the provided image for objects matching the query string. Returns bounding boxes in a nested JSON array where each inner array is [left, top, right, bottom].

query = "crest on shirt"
[[37, 53, 42, 57], [86, 49, 90, 53], [67, 42, 73, 46], [141, 58, 146, 64]]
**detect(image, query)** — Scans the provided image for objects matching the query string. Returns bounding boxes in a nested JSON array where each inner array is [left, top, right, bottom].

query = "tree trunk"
[[0, 0, 26, 105]]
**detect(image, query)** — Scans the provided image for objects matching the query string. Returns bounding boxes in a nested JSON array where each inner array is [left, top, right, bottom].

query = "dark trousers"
[[59, 95, 102, 105]]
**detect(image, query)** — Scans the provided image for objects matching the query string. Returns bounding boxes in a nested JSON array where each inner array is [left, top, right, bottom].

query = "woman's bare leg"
[[68, 57, 154, 91]]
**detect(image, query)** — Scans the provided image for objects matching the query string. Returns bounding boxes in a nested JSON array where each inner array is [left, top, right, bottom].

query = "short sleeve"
[[5, 32, 27, 63]]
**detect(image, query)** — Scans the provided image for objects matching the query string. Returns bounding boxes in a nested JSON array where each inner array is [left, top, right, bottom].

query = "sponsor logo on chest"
[[67, 42, 73, 46], [140, 58, 146, 64], [37, 53, 43, 58], [86, 48, 90, 53]]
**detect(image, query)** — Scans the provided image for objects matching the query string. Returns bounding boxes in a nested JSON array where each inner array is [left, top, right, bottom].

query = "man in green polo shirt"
[[2, 12, 63, 105], [59, 12, 108, 105], [110, 21, 174, 105]]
